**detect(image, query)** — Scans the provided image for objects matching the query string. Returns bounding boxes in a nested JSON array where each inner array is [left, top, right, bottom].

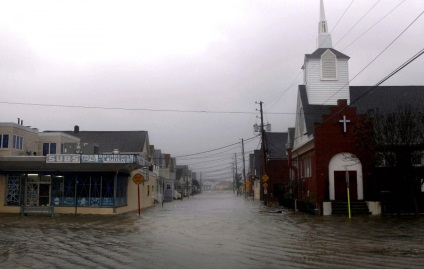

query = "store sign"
[[46, 154, 80, 163], [46, 154, 136, 164], [81, 154, 135, 163]]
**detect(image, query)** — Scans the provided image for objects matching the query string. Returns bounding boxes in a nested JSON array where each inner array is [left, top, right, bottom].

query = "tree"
[[354, 104, 424, 216]]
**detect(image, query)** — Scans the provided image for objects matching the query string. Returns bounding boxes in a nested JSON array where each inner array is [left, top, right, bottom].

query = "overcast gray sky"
[[1, 0, 423, 180]]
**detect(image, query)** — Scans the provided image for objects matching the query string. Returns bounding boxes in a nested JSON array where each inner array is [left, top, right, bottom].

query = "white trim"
[[328, 152, 363, 200]]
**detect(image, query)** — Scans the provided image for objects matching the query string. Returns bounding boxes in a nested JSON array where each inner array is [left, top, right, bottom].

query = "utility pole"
[[242, 138, 247, 199], [235, 153, 238, 195], [232, 163, 235, 193], [257, 101, 268, 206]]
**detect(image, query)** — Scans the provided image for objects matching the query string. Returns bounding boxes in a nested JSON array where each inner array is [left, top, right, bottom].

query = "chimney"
[[74, 125, 80, 133]]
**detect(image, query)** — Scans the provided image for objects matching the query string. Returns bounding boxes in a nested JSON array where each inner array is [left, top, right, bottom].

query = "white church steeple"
[[317, 0, 333, 48], [302, 0, 350, 106]]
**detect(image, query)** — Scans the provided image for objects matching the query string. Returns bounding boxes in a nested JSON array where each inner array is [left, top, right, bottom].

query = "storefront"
[[0, 155, 148, 215]]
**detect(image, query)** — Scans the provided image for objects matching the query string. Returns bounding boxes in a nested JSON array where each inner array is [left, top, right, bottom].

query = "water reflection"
[[0, 192, 423, 268]]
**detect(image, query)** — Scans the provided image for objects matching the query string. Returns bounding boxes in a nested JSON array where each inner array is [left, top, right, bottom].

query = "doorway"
[[334, 171, 357, 201], [26, 174, 51, 206]]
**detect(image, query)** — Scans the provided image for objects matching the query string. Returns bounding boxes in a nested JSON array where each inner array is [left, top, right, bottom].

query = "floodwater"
[[1, 192, 424, 269]]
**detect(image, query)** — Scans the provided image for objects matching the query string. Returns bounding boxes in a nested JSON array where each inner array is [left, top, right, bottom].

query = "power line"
[[0, 101, 292, 115], [341, 0, 407, 51], [334, 0, 382, 47], [323, 9, 424, 106], [174, 135, 258, 158]]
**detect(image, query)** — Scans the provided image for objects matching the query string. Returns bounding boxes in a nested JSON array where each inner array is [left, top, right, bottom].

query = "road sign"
[[263, 183, 268, 188], [262, 174, 269, 182], [132, 173, 145, 185]]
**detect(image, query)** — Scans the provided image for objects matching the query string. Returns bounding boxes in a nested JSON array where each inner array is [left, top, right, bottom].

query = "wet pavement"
[[1, 192, 424, 269]]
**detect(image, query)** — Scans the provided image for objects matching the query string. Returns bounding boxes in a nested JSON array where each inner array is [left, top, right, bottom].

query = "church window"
[[321, 50, 337, 80], [321, 21, 326, 33], [303, 157, 311, 178]]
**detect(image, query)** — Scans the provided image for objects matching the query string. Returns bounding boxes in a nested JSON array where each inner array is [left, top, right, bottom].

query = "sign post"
[[262, 174, 269, 205], [133, 173, 145, 216], [346, 170, 351, 219]]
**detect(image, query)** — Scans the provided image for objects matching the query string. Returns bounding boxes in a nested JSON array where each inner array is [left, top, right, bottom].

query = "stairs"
[[331, 201, 371, 215]]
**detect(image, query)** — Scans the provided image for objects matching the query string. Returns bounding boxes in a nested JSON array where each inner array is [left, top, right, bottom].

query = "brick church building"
[[286, 0, 424, 215]]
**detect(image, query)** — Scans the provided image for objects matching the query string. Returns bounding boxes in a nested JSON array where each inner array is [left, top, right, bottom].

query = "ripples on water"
[[0, 192, 423, 269]]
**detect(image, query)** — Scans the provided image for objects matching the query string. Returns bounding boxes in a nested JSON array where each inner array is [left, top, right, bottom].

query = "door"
[[26, 183, 38, 206], [39, 184, 50, 206], [26, 183, 51, 206], [334, 171, 357, 201]]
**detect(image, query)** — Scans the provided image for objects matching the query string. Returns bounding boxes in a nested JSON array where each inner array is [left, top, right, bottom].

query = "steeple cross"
[[339, 115, 350, 133]]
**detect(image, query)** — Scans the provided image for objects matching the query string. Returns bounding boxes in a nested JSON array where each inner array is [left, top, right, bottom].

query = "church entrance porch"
[[329, 152, 363, 201]]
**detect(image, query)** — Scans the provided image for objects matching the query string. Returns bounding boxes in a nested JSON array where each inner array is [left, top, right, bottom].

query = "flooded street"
[[1, 192, 424, 269]]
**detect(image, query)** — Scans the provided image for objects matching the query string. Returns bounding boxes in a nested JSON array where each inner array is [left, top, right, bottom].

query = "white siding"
[[293, 92, 311, 150], [306, 58, 349, 105]]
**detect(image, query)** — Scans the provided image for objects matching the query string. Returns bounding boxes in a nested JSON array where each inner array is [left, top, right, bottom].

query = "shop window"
[[6, 175, 21, 205], [101, 175, 115, 206], [90, 176, 101, 207], [116, 174, 128, 207]]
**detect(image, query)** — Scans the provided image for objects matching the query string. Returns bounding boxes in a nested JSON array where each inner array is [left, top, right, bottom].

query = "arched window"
[[321, 50, 337, 80]]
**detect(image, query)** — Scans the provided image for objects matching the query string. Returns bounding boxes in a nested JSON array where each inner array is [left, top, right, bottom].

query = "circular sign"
[[132, 173, 145, 185]]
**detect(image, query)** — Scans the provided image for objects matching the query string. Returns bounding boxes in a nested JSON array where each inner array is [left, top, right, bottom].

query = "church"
[[286, 0, 424, 215]]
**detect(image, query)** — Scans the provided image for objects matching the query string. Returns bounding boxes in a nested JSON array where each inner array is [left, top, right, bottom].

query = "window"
[[43, 143, 57, 155], [6, 175, 21, 205], [321, 50, 337, 80], [13, 135, 23, 150], [303, 157, 311, 178], [166, 184, 171, 190], [0, 134, 9, 148], [53, 174, 121, 207]]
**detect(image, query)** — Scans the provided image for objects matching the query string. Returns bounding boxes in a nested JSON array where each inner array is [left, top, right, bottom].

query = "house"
[[250, 150, 262, 200], [0, 121, 39, 157], [287, 0, 424, 215], [260, 132, 290, 204], [0, 123, 154, 215], [152, 149, 177, 203], [176, 165, 191, 197]]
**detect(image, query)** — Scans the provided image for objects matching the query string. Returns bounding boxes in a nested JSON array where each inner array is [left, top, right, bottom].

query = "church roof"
[[299, 85, 424, 135], [350, 85, 424, 113], [299, 85, 332, 135], [305, 48, 350, 60]]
